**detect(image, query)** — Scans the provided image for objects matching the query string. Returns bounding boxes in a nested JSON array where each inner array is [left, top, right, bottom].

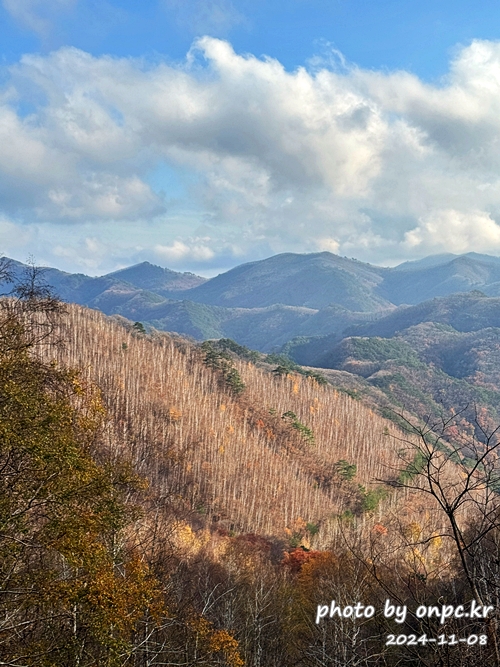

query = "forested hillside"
[[6, 252, 500, 352], [286, 292, 500, 445], [48, 305, 406, 543], [2, 287, 500, 666]]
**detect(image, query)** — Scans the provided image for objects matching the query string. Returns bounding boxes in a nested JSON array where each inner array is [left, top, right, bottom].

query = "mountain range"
[[4, 251, 500, 352], [5, 253, 500, 665]]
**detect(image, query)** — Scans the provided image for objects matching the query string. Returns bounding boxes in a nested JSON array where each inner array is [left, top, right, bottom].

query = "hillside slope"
[[7, 253, 500, 355], [43, 305, 413, 547], [381, 252, 500, 304], [286, 294, 500, 443], [8, 300, 496, 666], [105, 261, 207, 294], [181, 252, 391, 311]]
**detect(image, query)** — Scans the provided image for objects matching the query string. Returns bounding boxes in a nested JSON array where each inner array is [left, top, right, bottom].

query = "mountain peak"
[[103, 262, 206, 293]]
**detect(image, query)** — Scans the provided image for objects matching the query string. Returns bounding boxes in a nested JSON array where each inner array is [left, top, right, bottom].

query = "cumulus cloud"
[[52, 236, 108, 270], [404, 210, 500, 254], [46, 175, 164, 220], [3, 38, 500, 269]]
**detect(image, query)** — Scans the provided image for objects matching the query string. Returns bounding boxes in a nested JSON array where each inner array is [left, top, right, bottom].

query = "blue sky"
[[1, 0, 500, 275]]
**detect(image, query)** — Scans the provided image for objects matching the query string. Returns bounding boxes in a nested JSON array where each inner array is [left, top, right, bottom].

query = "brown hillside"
[[41, 305, 422, 547]]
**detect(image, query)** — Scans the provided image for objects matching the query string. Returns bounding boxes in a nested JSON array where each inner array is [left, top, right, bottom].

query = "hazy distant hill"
[[180, 250, 500, 311], [287, 291, 500, 366], [5, 251, 500, 351], [142, 302, 388, 352], [182, 252, 392, 311], [380, 253, 500, 304], [105, 261, 206, 295], [351, 291, 500, 338], [285, 291, 500, 440], [1, 259, 204, 301]]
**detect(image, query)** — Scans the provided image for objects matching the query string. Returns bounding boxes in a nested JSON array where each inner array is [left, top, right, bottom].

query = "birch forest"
[[2, 293, 500, 667]]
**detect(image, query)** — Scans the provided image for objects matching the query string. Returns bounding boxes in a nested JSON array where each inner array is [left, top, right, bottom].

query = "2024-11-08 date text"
[[386, 634, 487, 646]]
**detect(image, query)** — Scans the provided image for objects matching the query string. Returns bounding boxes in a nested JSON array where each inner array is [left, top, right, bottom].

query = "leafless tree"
[[385, 408, 500, 665]]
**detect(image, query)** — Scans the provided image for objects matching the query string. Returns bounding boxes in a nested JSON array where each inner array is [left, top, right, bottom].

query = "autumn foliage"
[[3, 285, 500, 666]]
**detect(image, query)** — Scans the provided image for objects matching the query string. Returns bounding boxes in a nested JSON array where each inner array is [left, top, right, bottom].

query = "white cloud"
[[3, 38, 500, 270], [46, 175, 163, 220], [316, 238, 340, 254], [404, 210, 500, 254], [154, 240, 215, 264], [51, 235, 114, 271]]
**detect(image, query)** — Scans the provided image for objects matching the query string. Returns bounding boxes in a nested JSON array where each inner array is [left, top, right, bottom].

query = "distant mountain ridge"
[[3, 251, 500, 350], [106, 262, 206, 295], [8, 250, 500, 444], [380, 253, 500, 304], [179, 251, 500, 309], [179, 252, 391, 311]]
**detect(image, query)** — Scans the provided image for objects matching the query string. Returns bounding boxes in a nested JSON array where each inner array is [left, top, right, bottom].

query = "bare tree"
[[0, 256, 65, 352], [386, 408, 500, 665]]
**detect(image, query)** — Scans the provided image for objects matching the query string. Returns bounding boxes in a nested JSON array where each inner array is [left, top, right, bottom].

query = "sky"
[[2, 1, 500, 276]]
